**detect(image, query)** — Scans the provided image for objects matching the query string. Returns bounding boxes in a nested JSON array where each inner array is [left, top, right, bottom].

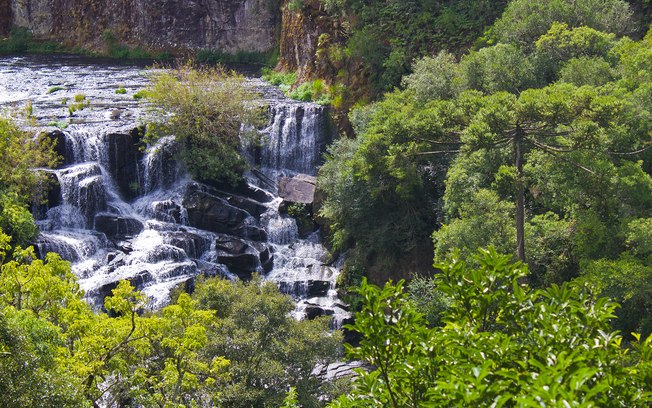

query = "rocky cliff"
[[276, 0, 341, 83], [5, 0, 279, 52]]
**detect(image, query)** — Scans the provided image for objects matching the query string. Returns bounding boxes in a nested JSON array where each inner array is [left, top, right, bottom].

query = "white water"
[[0, 55, 349, 325]]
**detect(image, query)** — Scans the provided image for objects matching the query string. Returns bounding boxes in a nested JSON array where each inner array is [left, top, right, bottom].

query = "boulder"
[[304, 305, 334, 320], [165, 231, 211, 259], [215, 236, 265, 280], [279, 174, 317, 204], [94, 214, 144, 238], [183, 189, 251, 235], [151, 200, 185, 224]]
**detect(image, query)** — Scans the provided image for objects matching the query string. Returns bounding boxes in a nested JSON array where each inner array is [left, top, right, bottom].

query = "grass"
[[261, 68, 297, 93], [115, 87, 127, 94], [47, 86, 65, 94], [47, 120, 69, 129]]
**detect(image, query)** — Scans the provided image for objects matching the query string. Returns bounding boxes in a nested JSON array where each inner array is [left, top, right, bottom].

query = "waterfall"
[[1, 55, 348, 325]]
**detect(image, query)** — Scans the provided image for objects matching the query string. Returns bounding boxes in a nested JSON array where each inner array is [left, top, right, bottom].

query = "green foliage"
[[67, 94, 90, 116], [331, 248, 652, 407], [262, 68, 297, 94], [0, 27, 64, 55], [287, 203, 314, 237], [559, 56, 616, 86], [330, 0, 509, 94], [144, 65, 265, 186], [47, 120, 68, 129], [490, 0, 633, 47], [194, 276, 342, 407], [0, 231, 340, 407], [0, 117, 58, 203], [280, 387, 300, 408], [288, 79, 333, 105], [460, 43, 538, 93], [401, 51, 461, 103], [115, 87, 127, 94], [433, 189, 515, 261], [318, 90, 458, 271], [101, 30, 170, 60], [46, 86, 65, 94], [287, 0, 305, 13]]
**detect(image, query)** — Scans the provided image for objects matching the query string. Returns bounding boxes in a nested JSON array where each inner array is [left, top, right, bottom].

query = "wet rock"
[[31, 171, 61, 221], [45, 130, 71, 166], [234, 224, 268, 241], [183, 188, 251, 235], [255, 244, 273, 272], [94, 214, 144, 238], [304, 305, 334, 320], [165, 231, 211, 259], [151, 200, 185, 224], [57, 164, 107, 227], [312, 361, 370, 382], [12, 0, 278, 54], [278, 280, 330, 298], [105, 132, 142, 199], [97, 270, 152, 305], [215, 236, 262, 280], [214, 190, 268, 217], [279, 174, 316, 204], [307, 280, 331, 297]]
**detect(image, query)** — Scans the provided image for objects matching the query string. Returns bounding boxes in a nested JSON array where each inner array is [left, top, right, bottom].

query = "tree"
[[489, 0, 633, 47], [331, 248, 652, 407], [194, 276, 342, 407], [144, 65, 265, 186]]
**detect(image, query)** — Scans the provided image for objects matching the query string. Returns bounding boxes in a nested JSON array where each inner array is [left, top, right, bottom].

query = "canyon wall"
[[5, 0, 279, 52]]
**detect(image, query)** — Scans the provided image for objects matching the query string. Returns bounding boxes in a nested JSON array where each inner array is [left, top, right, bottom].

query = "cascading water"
[[0, 55, 349, 326]]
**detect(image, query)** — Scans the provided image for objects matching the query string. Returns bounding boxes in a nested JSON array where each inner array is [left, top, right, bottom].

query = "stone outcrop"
[[215, 235, 272, 279], [276, 0, 341, 83], [279, 174, 316, 204], [6, 0, 279, 53], [94, 213, 144, 238], [105, 130, 143, 200]]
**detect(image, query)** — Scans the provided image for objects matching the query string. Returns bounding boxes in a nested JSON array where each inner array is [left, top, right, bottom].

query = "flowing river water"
[[0, 55, 350, 327]]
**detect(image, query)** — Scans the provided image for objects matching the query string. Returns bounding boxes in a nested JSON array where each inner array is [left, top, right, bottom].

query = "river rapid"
[[0, 55, 349, 327]]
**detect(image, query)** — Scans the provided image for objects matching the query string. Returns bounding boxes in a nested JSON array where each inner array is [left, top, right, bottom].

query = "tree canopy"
[[331, 248, 652, 407]]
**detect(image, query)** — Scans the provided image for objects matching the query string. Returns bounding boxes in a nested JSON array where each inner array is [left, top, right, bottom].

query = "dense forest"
[[1, 0, 652, 406]]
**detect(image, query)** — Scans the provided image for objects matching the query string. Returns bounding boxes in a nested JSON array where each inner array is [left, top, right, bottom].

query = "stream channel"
[[0, 55, 350, 328]]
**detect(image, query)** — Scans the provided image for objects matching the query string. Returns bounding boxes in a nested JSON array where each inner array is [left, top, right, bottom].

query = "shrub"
[[144, 64, 265, 186]]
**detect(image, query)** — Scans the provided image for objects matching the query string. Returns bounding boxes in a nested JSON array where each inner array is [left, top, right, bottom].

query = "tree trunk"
[[514, 128, 526, 262]]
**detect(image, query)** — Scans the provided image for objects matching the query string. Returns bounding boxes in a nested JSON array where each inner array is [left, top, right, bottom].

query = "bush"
[[144, 64, 265, 186]]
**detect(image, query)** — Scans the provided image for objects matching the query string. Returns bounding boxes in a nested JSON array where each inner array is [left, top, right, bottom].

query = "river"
[[0, 54, 349, 327]]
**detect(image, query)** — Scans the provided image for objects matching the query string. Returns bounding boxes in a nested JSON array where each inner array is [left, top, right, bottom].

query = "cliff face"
[[7, 0, 278, 52], [277, 0, 340, 83], [0, 0, 11, 36]]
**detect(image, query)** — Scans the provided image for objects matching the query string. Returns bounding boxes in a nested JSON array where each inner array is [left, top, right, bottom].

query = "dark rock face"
[[165, 232, 210, 259], [278, 279, 330, 298], [94, 213, 144, 238], [105, 132, 142, 200], [9, 0, 278, 53], [183, 188, 251, 235], [304, 305, 334, 320], [0, 0, 11, 36], [215, 235, 266, 279], [45, 130, 70, 166]]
